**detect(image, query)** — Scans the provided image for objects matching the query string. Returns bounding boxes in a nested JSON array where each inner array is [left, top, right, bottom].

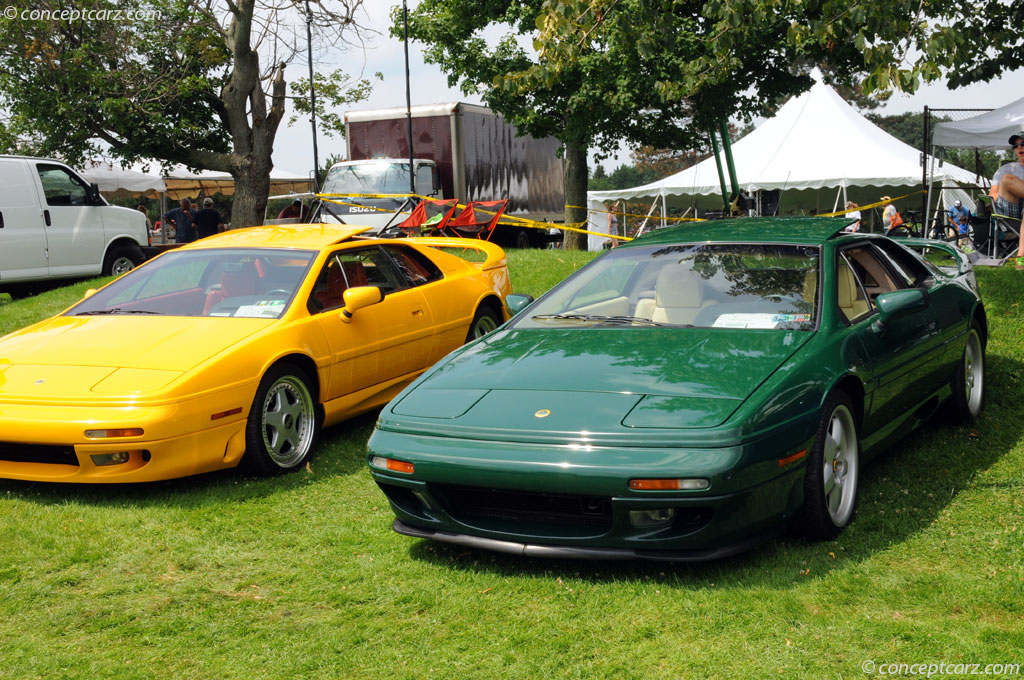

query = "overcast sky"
[[271, 1, 1024, 178]]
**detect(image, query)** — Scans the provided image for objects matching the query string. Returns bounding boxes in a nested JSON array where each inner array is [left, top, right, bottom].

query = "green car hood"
[[388, 328, 814, 436]]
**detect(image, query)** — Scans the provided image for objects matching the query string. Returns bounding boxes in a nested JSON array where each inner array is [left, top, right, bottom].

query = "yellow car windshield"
[[67, 248, 317, 319]]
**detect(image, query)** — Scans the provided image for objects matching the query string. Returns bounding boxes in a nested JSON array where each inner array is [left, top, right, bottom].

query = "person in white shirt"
[[843, 201, 860, 232]]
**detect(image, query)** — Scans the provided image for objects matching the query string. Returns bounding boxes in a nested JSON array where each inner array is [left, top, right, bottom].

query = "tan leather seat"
[[649, 263, 706, 325], [837, 263, 870, 320]]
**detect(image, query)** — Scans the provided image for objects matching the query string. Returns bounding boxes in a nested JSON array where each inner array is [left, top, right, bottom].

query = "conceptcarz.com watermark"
[[862, 660, 1021, 677], [3, 6, 162, 21]]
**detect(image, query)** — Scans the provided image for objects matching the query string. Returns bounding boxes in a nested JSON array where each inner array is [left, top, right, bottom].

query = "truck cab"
[[0, 156, 149, 297], [319, 159, 442, 231]]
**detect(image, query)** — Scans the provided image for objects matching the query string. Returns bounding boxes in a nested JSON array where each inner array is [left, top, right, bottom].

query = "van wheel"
[[103, 245, 144, 276]]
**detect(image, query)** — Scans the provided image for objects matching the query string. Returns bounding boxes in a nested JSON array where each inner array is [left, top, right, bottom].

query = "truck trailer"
[[317, 102, 565, 248]]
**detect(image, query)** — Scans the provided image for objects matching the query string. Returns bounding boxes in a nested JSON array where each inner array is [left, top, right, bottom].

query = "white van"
[[0, 155, 150, 298]]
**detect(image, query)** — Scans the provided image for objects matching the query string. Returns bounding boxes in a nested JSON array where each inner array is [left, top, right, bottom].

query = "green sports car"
[[367, 217, 986, 561]]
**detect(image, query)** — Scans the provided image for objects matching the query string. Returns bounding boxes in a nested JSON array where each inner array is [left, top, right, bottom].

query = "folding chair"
[[444, 200, 508, 241], [395, 198, 458, 237]]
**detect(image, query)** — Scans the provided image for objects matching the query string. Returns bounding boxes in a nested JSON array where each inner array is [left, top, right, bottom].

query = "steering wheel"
[[264, 289, 291, 298]]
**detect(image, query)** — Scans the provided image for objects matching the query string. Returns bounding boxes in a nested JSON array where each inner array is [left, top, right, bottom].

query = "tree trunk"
[[230, 155, 273, 229], [562, 141, 589, 251]]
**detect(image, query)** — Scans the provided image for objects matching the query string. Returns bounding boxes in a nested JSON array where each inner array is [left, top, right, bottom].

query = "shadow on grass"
[[0, 410, 380, 508], [401, 353, 1024, 588]]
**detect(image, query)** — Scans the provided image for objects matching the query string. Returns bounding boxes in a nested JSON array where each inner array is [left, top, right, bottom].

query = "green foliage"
[[0, 0, 231, 167], [288, 69, 380, 138], [589, 163, 658, 191]]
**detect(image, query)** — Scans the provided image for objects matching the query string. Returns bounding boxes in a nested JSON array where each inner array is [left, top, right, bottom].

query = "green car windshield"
[[519, 243, 820, 330], [66, 248, 316, 319]]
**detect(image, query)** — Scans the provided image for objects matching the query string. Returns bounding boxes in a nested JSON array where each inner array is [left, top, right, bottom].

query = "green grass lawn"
[[1, 252, 1022, 679]]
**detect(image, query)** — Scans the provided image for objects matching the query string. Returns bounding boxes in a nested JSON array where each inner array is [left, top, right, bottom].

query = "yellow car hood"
[[0, 316, 273, 398]]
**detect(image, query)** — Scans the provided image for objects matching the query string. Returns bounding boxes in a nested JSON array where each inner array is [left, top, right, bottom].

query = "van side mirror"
[[432, 167, 441, 194], [339, 286, 383, 323], [88, 183, 102, 204]]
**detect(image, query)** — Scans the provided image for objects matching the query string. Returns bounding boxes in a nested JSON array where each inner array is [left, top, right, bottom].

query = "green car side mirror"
[[505, 293, 534, 316], [873, 288, 928, 334], [340, 286, 383, 323]]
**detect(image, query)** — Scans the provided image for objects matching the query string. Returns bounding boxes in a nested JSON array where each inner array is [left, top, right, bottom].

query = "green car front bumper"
[[367, 423, 816, 561]]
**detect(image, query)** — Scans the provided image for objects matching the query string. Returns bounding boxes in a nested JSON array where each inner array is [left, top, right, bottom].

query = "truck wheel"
[[514, 230, 531, 249], [103, 245, 144, 276]]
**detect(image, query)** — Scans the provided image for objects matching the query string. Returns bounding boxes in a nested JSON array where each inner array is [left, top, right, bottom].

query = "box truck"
[[317, 102, 565, 248], [0, 155, 149, 298]]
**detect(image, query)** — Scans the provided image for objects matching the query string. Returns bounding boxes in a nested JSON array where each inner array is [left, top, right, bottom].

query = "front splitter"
[[393, 519, 782, 563]]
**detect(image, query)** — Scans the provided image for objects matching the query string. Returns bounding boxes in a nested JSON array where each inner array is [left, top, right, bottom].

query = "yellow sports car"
[[0, 225, 512, 482]]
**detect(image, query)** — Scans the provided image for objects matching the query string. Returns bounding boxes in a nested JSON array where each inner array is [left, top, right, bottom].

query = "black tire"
[[799, 390, 860, 540], [7, 287, 34, 300], [947, 320, 985, 425], [242, 363, 320, 475], [103, 244, 144, 276], [513, 229, 531, 249], [465, 305, 501, 342]]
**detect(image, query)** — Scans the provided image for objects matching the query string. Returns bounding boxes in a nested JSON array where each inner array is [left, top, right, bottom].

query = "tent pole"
[[922, 106, 929, 221], [709, 130, 729, 213], [718, 120, 740, 202], [661, 192, 666, 229]]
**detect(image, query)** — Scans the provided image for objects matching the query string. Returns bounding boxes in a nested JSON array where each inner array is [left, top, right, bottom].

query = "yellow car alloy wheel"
[[244, 363, 320, 474]]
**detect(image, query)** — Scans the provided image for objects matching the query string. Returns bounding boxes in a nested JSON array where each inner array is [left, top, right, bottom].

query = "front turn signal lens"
[[84, 428, 144, 439], [370, 456, 415, 474], [629, 478, 710, 491]]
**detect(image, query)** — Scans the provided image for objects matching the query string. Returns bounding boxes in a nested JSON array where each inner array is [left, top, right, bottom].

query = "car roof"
[[623, 216, 853, 248], [178, 224, 374, 251]]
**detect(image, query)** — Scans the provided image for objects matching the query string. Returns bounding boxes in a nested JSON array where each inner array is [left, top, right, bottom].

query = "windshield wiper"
[[531, 313, 671, 327], [74, 308, 161, 316]]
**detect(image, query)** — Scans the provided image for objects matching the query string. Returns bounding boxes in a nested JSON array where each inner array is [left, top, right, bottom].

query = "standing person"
[[136, 204, 153, 232], [843, 201, 861, 232], [278, 198, 303, 220], [163, 198, 197, 243], [194, 197, 226, 240], [880, 196, 901, 234]]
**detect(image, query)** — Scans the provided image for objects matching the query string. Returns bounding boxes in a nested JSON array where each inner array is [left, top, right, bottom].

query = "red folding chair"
[[396, 198, 459, 237], [445, 200, 508, 241]]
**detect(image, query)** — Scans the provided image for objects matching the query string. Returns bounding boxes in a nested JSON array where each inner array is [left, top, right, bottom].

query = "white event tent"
[[933, 96, 1024, 149], [587, 70, 980, 249], [80, 161, 313, 200]]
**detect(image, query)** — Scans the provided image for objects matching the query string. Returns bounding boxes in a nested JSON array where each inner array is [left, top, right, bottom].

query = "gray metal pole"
[[305, 0, 320, 192], [403, 0, 415, 195]]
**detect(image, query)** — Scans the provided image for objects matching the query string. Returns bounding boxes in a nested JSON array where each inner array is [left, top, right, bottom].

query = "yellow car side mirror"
[[83, 289, 97, 299], [340, 286, 383, 323]]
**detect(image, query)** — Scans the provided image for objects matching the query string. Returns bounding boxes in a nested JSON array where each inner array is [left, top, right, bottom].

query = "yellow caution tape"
[[566, 204, 705, 223], [817, 191, 924, 217]]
